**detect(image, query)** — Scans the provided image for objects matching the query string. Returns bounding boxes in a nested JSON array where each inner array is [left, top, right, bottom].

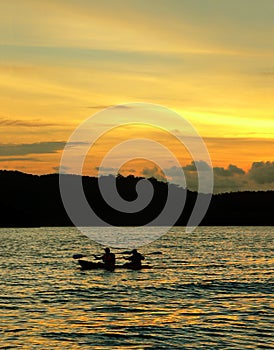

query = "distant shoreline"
[[0, 170, 273, 227]]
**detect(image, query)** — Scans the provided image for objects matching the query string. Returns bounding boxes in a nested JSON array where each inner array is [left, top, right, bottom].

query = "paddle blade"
[[72, 254, 86, 259]]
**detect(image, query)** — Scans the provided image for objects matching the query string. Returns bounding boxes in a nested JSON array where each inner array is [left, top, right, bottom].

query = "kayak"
[[77, 259, 152, 271]]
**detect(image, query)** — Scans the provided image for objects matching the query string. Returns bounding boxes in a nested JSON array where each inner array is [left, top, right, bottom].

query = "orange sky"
[[1, 0, 274, 192]]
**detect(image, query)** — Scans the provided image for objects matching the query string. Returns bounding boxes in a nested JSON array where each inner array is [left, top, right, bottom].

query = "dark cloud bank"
[[163, 161, 274, 193]]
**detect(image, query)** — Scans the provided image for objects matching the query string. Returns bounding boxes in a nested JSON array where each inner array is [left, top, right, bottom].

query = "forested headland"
[[0, 170, 273, 227]]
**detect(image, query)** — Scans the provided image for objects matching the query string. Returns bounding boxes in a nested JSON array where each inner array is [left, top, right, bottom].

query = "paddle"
[[117, 251, 163, 255], [72, 254, 86, 259], [72, 253, 105, 259]]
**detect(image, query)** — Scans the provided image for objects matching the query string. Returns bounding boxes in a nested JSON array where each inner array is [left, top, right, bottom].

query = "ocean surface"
[[1, 227, 273, 349]]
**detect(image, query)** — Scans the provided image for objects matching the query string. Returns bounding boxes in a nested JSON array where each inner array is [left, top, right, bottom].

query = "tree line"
[[0, 170, 273, 227]]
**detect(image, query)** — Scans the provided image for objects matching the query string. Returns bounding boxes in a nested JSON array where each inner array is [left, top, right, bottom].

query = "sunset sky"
[[1, 0, 274, 192]]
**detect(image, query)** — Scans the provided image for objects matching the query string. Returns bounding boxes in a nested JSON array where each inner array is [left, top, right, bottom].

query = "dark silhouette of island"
[[0, 170, 273, 227]]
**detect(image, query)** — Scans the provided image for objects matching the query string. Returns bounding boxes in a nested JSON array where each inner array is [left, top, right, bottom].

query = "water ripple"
[[0, 227, 273, 349]]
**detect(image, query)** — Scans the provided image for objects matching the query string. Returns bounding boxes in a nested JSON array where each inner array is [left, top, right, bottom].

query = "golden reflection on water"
[[1, 227, 273, 349]]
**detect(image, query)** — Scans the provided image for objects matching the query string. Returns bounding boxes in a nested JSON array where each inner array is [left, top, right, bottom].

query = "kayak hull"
[[78, 259, 152, 271]]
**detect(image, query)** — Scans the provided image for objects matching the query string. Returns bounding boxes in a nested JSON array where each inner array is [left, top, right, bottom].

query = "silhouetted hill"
[[0, 170, 273, 227]]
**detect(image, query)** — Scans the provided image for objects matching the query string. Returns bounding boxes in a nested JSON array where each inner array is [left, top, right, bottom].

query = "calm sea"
[[1, 227, 273, 349]]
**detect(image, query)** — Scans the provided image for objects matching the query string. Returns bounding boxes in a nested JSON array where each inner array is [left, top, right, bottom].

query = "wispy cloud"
[[0, 118, 68, 128], [0, 157, 41, 162], [261, 69, 274, 77], [86, 105, 112, 109], [0, 142, 66, 156], [94, 166, 117, 172], [86, 104, 133, 110]]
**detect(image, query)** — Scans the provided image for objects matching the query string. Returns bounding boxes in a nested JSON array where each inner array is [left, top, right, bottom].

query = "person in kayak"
[[94, 247, 116, 270], [123, 249, 145, 269]]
